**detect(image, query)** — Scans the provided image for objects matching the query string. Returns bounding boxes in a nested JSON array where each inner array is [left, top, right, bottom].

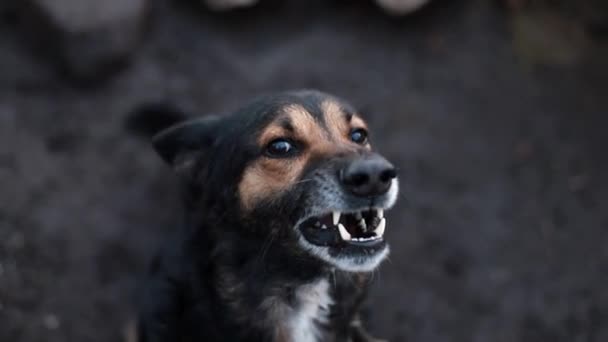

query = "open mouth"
[[298, 208, 386, 247]]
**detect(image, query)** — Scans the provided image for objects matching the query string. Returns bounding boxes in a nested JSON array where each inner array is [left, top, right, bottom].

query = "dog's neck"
[[199, 220, 336, 342], [265, 277, 334, 342], [180, 216, 369, 341]]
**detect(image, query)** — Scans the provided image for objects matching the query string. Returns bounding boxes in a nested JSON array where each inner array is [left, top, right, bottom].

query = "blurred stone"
[[7, 232, 25, 250], [511, 10, 590, 66], [568, 173, 589, 193], [501, 0, 608, 39], [502, 0, 528, 12], [205, 0, 258, 11], [17, 0, 149, 83], [43, 314, 60, 330], [375, 0, 431, 15], [514, 140, 535, 162], [580, 0, 608, 37]]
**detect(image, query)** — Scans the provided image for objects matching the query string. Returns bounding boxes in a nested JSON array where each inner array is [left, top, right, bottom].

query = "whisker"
[[397, 190, 409, 206], [376, 267, 383, 284], [292, 178, 314, 185], [384, 255, 393, 265], [256, 231, 277, 267], [331, 269, 337, 290]]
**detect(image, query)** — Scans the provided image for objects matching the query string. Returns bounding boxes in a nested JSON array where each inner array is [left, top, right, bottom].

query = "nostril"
[[379, 168, 397, 183], [348, 172, 370, 186]]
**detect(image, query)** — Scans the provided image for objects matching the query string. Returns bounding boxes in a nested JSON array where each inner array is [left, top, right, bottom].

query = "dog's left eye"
[[265, 139, 298, 158], [350, 128, 368, 145]]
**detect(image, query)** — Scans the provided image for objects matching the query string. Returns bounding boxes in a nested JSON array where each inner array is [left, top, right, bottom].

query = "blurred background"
[[1, 0, 607, 341]]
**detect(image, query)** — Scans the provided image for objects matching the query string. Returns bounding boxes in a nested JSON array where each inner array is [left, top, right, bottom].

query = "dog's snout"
[[340, 155, 396, 197]]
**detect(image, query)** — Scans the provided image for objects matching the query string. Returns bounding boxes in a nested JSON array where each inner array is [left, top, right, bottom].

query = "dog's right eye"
[[265, 139, 298, 158]]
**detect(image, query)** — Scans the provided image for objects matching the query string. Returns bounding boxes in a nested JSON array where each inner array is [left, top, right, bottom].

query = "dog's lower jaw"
[[297, 236, 390, 273]]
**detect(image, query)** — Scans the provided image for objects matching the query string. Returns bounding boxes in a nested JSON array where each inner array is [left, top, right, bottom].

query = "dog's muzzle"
[[294, 153, 399, 272]]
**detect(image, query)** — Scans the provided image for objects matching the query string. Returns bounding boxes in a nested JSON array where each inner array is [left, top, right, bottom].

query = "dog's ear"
[[152, 116, 222, 171]]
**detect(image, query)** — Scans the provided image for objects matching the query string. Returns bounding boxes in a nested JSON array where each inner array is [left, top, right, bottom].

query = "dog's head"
[[154, 90, 398, 272]]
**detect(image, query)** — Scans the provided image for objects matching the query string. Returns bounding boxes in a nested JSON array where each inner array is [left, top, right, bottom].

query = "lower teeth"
[[352, 235, 380, 242]]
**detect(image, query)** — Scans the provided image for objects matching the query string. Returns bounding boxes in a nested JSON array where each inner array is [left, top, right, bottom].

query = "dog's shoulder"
[[139, 233, 248, 341]]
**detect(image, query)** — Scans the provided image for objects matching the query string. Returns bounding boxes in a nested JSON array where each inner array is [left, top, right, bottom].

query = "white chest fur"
[[286, 278, 333, 342]]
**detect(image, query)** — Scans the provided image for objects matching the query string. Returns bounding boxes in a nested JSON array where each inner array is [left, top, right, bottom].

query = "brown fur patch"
[[321, 100, 351, 140], [238, 102, 370, 211], [322, 100, 370, 149]]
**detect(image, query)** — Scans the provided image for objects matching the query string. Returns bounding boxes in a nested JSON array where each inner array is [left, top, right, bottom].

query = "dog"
[[136, 90, 399, 342]]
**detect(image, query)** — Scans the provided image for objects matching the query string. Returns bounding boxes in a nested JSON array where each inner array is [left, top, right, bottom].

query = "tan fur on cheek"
[[238, 157, 307, 211]]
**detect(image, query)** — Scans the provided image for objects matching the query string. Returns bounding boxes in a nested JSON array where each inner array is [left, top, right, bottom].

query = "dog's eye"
[[265, 139, 297, 158], [350, 128, 368, 145]]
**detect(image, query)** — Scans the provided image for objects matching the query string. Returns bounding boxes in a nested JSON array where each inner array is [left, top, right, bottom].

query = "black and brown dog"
[[137, 90, 399, 342]]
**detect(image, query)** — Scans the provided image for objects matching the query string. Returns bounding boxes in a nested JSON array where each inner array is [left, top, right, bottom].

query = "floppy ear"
[[152, 115, 222, 170]]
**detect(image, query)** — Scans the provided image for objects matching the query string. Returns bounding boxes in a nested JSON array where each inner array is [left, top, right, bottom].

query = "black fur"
[[136, 90, 391, 342]]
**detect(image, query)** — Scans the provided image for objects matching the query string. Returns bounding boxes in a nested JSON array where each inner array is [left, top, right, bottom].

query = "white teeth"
[[337, 223, 351, 240], [332, 211, 341, 225], [352, 236, 380, 242], [321, 224, 328, 229], [314, 221, 321, 228], [374, 218, 386, 237], [377, 209, 384, 219]]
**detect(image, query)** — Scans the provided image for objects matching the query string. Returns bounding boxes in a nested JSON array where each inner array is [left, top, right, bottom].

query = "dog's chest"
[[284, 278, 333, 342]]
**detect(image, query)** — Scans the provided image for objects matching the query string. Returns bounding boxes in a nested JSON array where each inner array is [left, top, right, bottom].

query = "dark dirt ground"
[[1, 0, 608, 341]]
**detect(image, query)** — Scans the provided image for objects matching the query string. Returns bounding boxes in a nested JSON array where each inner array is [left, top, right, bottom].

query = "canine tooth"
[[332, 211, 341, 225], [374, 218, 386, 237], [337, 224, 351, 240], [321, 224, 328, 230], [377, 209, 384, 219], [314, 222, 321, 228]]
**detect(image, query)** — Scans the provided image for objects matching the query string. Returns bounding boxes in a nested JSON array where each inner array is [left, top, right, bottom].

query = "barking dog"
[[137, 90, 399, 342]]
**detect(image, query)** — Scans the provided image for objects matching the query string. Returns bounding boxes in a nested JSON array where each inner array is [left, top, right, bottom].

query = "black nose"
[[340, 155, 397, 197]]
